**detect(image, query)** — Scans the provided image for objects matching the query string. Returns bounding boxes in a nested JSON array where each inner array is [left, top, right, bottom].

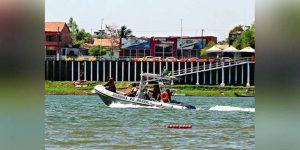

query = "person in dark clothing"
[[104, 77, 116, 92], [151, 85, 161, 101]]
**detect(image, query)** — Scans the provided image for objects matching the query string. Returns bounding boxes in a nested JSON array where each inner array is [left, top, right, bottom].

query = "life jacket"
[[161, 91, 169, 103]]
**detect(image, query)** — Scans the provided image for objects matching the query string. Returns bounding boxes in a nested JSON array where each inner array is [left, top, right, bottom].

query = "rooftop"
[[93, 38, 120, 47], [45, 22, 68, 32]]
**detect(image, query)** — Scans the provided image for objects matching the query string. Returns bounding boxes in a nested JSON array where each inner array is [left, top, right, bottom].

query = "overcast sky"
[[45, 0, 254, 41]]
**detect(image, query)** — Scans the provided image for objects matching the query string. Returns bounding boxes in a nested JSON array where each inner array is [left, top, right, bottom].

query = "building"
[[93, 38, 120, 59], [120, 36, 217, 58], [45, 22, 72, 56]]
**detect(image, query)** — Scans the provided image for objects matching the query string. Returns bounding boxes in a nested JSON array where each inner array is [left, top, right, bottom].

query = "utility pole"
[[180, 19, 183, 58], [101, 18, 104, 30]]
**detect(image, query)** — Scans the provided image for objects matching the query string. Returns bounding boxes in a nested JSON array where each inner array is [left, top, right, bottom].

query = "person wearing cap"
[[104, 77, 116, 92]]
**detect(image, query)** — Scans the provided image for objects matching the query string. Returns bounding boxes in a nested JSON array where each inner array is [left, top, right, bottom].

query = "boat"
[[234, 93, 255, 97], [94, 73, 196, 109]]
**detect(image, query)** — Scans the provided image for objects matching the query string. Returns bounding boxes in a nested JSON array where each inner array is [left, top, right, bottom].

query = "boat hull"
[[94, 85, 195, 109], [234, 93, 255, 97]]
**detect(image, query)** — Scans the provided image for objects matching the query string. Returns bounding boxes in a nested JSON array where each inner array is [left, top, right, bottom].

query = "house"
[[45, 22, 72, 56], [93, 38, 120, 59]]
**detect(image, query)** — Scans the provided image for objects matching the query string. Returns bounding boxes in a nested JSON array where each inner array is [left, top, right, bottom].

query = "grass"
[[45, 81, 255, 97]]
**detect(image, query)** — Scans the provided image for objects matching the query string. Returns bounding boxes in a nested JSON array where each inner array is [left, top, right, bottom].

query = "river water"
[[45, 95, 255, 149]]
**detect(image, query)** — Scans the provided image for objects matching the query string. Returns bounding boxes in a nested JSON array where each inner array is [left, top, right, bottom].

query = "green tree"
[[74, 29, 92, 45], [67, 17, 92, 45], [232, 25, 255, 49], [118, 25, 132, 38], [88, 45, 107, 56], [200, 41, 216, 56], [229, 25, 244, 34]]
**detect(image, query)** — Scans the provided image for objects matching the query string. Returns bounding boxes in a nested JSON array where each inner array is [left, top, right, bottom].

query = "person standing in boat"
[[104, 77, 116, 93]]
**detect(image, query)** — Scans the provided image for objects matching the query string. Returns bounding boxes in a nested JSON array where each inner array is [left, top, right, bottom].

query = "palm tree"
[[118, 25, 132, 38]]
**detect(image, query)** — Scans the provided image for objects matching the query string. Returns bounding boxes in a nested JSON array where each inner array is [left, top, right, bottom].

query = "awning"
[[240, 47, 255, 53], [222, 46, 239, 53], [206, 46, 222, 53]]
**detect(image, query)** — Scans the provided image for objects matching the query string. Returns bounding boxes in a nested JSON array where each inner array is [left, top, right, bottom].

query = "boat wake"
[[209, 105, 255, 112], [109, 102, 162, 109]]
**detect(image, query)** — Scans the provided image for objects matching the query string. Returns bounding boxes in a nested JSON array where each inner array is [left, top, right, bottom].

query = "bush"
[[88, 45, 107, 56]]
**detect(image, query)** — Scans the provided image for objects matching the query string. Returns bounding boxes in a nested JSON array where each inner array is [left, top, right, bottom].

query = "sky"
[[45, 0, 255, 41]]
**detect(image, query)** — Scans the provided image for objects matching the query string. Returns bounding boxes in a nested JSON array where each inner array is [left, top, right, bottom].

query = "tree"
[[228, 25, 245, 45], [74, 29, 92, 45], [105, 25, 120, 54], [118, 25, 132, 38], [67, 17, 92, 45], [232, 25, 255, 49], [68, 17, 79, 42], [200, 41, 216, 56], [229, 25, 244, 34], [88, 45, 107, 56]]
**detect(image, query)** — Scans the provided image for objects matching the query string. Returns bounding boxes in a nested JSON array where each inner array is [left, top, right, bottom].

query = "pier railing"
[[172, 57, 254, 77]]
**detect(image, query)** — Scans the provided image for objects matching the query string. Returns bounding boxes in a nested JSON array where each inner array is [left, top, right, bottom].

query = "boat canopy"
[[140, 73, 176, 81]]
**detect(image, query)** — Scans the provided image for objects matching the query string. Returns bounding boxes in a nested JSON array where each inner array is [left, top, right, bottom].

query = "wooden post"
[[78, 61, 80, 81], [159, 61, 162, 75], [203, 62, 206, 84], [171, 62, 174, 85], [84, 61, 87, 81], [191, 62, 193, 83], [220, 62, 225, 87], [235, 64, 238, 84], [96, 61, 99, 81], [196, 61, 199, 85], [109, 61, 112, 78], [216, 63, 218, 84], [246, 62, 250, 87], [103, 61, 105, 82], [209, 62, 212, 84], [71, 61, 74, 81], [122, 61, 124, 81], [184, 62, 187, 83]]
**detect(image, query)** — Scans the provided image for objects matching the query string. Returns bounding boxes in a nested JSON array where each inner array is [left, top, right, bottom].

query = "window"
[[46, 35, 61, 42]]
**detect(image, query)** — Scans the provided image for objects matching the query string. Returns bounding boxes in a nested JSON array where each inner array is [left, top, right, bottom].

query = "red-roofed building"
[[45, 22, 72, 56]]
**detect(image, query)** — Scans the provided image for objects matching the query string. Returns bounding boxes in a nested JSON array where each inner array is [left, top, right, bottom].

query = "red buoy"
[[167, 124, 192, 129]]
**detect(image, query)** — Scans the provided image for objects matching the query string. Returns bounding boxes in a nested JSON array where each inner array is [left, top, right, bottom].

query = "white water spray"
[[109, 102, 161, 109], [209, 105, 255, 112]]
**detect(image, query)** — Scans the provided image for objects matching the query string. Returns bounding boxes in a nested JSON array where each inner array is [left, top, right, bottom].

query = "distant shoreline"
[[45, 81, 255, 97]]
